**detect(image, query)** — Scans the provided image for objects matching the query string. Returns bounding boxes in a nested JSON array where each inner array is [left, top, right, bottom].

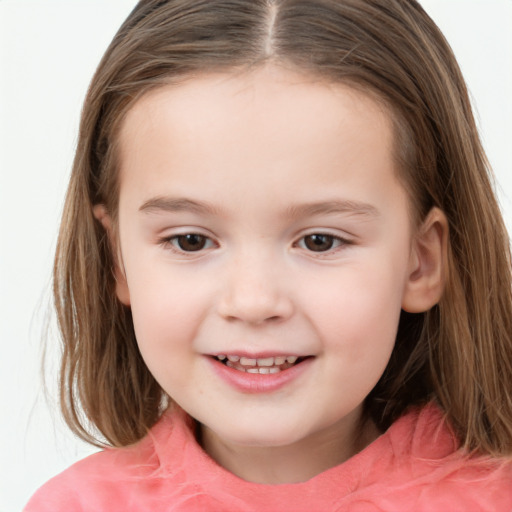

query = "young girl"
[[26, 0, 512, 510]]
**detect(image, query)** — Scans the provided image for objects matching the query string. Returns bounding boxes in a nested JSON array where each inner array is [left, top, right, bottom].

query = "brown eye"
[[174, 234, 208, 252], [303, 234, 336, 252]]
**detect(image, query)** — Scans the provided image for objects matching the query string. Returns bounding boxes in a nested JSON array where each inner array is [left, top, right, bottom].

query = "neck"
[[199, 409, 381, 484]]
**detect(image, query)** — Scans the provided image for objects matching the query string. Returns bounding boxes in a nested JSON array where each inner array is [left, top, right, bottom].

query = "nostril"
[[217, 283, 295, 325]]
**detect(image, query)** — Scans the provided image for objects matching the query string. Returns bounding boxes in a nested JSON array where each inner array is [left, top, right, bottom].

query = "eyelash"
[[159, 232, 352, 256], [160, 233, 216, 254], [294, 233, 351, 254]]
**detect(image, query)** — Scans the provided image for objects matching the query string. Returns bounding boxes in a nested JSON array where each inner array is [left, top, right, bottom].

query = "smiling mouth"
[[213, 354, 309, 374]]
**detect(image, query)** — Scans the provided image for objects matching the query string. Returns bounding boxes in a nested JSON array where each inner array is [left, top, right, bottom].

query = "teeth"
[[226, 360, 245, 372], [219, 354, 302, 369], [247, 367, 281, 374], [256, 357, 274, 367], [223, 359, 287, 374]]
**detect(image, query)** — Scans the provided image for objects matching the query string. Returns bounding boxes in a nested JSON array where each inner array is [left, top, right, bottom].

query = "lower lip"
[[207, 356, 313, 394]]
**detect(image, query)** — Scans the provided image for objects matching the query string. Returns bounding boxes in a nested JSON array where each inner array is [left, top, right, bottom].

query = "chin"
[[211, 421, 307, 449]]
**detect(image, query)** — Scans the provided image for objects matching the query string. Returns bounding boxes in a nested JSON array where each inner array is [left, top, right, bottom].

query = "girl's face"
[[112, 65, 423, 477]]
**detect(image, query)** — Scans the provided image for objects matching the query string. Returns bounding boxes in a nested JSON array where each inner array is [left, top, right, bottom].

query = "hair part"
[[54, 0, 512, 454]]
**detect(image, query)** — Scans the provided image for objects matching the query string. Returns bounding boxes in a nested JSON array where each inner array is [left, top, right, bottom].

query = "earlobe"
[[92, 204, 131, 306], [402, 207, 448, 313]]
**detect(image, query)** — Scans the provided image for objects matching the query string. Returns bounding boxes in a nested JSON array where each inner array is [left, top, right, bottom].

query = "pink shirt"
[[25, 404, 512, 511]]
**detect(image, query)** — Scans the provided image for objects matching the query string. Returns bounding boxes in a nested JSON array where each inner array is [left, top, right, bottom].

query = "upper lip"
[[206, 351, 310, 358]]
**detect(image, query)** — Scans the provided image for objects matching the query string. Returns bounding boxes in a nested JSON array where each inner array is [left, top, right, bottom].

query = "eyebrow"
[[139, 196, 379, 219], [139, 196, 221, 215], [285, 200, 380, 220]]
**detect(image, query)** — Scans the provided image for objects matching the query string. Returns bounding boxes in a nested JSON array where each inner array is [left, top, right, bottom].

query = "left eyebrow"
[[285, 200, 380, 220]]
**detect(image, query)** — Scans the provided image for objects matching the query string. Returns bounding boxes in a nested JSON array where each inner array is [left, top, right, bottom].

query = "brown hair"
[[54, 0, 512, 454]]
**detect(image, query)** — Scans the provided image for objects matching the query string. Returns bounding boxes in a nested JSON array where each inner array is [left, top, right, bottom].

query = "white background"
[[1, 1, 511, 510]]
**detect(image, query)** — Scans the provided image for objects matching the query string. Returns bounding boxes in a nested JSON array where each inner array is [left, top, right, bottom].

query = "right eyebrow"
[[138, 196, 222, 216]]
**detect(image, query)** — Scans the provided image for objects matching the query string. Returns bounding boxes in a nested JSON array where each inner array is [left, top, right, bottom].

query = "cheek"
[[126, 263, 214, 358], [127, 280, 210, 396], [302, 258, 406, 355]]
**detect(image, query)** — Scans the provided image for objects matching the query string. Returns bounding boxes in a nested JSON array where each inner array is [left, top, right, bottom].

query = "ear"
[[402, 207, 448, 313], [93, 204, 131, 306]]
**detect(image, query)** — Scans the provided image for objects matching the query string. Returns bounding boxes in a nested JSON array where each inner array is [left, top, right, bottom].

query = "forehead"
[[118, 65, 394, 158], [115, 65, 407, 221]]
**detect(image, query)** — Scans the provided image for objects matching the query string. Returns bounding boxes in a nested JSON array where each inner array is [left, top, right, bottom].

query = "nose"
[[217, 253, 294, 325]]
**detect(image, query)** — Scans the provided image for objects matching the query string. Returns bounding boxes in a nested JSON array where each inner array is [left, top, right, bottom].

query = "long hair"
[[54, 0, 512, 453]]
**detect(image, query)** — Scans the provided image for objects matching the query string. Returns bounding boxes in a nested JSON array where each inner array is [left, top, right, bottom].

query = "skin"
[[97, 64, 447, 484]]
